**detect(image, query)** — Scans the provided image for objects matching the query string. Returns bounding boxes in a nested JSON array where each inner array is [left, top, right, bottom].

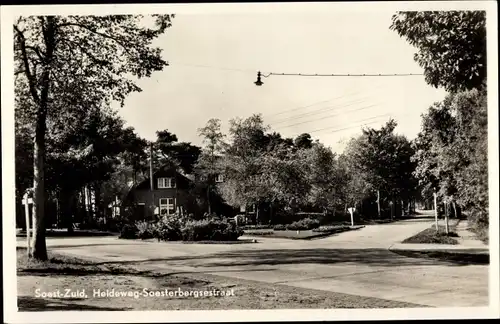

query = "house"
[[123, 165, 195, 220], [123, 164, 237, 220]]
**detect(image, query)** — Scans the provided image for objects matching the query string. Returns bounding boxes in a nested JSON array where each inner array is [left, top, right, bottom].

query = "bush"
[[149, 214, 243, 242], [180, 217, 243, 241], [135, 220, 154, 240], [273, 224, 286, 231], [119, 224, 137, 239], [286, 218, 320, 231], [153, 215, 183, 241], [312, 225, 349, 233], [242, 231, 274, 236], [240, 224, 272, 230]]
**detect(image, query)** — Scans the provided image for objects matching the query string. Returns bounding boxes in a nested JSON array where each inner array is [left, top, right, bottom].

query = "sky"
[[115, 10, 448, 153]]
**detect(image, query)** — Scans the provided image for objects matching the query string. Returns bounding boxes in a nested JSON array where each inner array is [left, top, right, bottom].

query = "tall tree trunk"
[[30, 17, 56, 260], [94, 184, 102, 226], [444, 202, 450, 234], [269, 202, 273, 225], [451, 200, 458, 218], [61, 189, 74, 233], [376, 190, 381, 218], [31, 120, 48, 261], [207, 184, 211, 214], [390, 196, 395, 220], [56, 193, 60, 227], [433, 191, 438, 231]]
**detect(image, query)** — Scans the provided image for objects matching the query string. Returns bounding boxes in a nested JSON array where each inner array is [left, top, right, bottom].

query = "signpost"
[[348, 207, 356, 227], [22, 191, 33, 256]]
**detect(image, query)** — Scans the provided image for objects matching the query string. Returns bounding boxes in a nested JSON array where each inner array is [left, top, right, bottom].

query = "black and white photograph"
[[1, 1, 499, 323]]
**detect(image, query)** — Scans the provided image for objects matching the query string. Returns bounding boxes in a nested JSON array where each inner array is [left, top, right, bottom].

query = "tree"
[[154, 129, 201, 174], [196, 119, 225, 214], [45, 107, 142, 231], [451, 88, 488, 227], [413, 87, 488, 231], [294, 133, 313, 149], [337, 153, 372, 214], [219, 114, 271, 223], [14, 14, 174, 260], [260, 143, 311, 221], [265, 131, 294, 151], [345, 120, 417, 219], [305, 143, 341, 214], [390, 11, 486, 92]]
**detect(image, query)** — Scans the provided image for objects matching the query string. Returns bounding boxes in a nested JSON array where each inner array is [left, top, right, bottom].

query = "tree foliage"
[[412, 87, 488, 225], [390, 11, 486, 92], [14, 14, 174, 260], [154, 129, 201, 174], [344, 120, 417, 215], [304, 143, 343, 213], [194, 119, 226, 214]]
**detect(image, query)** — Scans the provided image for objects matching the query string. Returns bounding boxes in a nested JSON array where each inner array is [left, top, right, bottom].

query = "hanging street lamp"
[[254, 71, 264, 86]]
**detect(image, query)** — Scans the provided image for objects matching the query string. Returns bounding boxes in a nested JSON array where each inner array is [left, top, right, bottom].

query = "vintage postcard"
[[1, 1, 498, 323]]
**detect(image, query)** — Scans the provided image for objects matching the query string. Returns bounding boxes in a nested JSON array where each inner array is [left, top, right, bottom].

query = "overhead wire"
[[273, 102, 384, 130], [265, 80, 392, 124], [260, 72, 424, 77]]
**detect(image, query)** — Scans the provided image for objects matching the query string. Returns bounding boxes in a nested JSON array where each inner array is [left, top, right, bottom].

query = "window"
[[158, 177, 176, 189], [215, 174, 224, 183], [159, 198, 176, 216]]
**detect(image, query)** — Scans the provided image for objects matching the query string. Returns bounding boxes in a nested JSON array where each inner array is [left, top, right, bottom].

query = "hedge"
[[119, 215, 243, 242]]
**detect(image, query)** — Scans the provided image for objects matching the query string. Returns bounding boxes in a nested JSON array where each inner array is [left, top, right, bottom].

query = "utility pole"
[[149, 142, 154, 191], [150, 142, 155, 220]]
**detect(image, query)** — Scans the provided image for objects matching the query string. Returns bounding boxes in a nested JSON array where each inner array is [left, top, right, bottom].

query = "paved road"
[[17, 218, 489, 307]]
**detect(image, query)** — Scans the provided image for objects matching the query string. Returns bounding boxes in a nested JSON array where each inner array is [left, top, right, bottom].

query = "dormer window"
[[215, 174, 224, 183], [158, 177, 176, 189]]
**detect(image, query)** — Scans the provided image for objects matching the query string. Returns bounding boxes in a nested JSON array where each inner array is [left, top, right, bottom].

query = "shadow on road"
[[17, 296, 129, 311], [90, 248, 477, 268]]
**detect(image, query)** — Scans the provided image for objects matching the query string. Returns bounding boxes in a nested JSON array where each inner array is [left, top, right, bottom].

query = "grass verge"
[[468, 225, 489, 245], [402, 225, 459, 245], [16, 249, 425, 310], [243, 226, 361, 240]]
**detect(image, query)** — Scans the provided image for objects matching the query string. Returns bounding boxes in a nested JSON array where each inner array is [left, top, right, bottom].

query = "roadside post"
[[22, 190, 33, 255], [433, 191, 438, 231], [348, 207, 356, 227]]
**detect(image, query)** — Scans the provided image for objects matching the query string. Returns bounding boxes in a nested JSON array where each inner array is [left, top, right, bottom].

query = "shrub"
[[312, 225, 349, 233], [119, 224, 137, 239], [180, 217, 243, 241], [241, 224, 272, 230], [243, 231, 274, 236], [135, 220, 154, 240], [273, 224, 286, 231], [286, 218, 320, 231], [152, 215, 183, 241]]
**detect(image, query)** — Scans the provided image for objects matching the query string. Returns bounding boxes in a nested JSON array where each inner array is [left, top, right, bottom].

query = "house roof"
[[123, 164, 194, 202]]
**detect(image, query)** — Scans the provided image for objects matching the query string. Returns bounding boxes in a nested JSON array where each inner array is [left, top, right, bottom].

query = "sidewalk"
[[389, 219, 489, 256]]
